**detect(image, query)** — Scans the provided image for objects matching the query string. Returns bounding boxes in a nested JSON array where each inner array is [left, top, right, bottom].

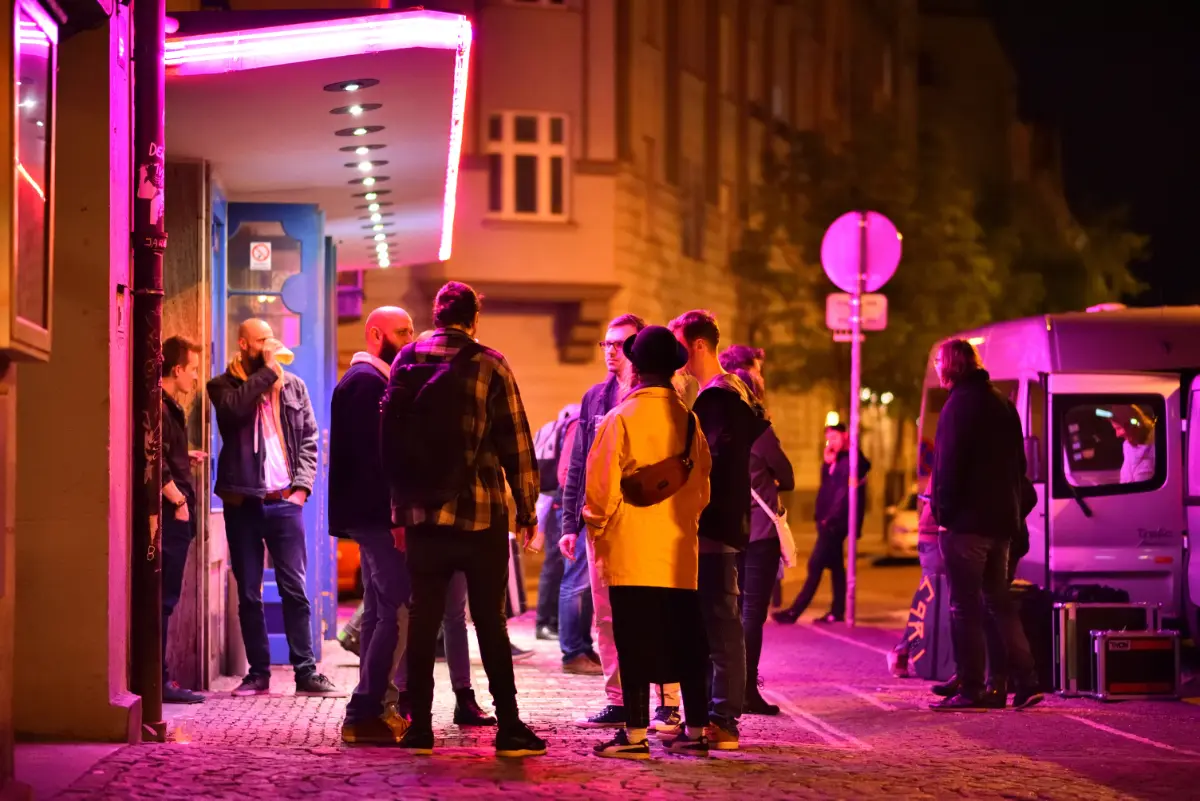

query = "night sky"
[[990, 0, 1200, 306]]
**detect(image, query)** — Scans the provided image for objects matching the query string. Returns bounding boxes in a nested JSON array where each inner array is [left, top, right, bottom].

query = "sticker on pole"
[[826, 293, 888, 331], [820, 211, 902, 294], [249, 242, 272, 272]]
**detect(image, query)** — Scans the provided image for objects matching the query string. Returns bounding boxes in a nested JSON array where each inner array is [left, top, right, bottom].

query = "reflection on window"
[[1061, 398, 1163, 490], [228, 222, 301, 293], [225, 295, 300, 364]]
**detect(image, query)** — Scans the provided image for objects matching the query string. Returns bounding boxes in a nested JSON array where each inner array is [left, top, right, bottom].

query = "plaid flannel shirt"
[[396, 328, 540, 532]]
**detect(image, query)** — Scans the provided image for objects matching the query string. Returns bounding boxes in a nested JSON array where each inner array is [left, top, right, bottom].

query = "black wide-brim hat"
[[622, 325, 688, 375]]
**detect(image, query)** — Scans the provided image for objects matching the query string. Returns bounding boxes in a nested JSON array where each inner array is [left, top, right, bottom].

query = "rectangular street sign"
[[826, 292, 888, 331]]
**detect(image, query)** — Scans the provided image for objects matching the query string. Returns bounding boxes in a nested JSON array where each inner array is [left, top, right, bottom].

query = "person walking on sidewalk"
[[584, 326, 714, 760], [208, 319, 340, 698], [383, 281, 546, 757], [773, 423, 870, 626], [927, 339, 1042, 712], [670, 310, 761, 751], [332, 307, 416, 744], [160, 335, 206, 705], [728, 367, 794, 716]]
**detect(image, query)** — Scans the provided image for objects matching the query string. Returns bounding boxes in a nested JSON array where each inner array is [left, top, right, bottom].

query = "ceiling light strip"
[[438, 27, 472, 262]]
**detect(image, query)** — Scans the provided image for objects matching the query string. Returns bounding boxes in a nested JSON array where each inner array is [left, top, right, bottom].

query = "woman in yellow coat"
[[583, 325, 714, 760]]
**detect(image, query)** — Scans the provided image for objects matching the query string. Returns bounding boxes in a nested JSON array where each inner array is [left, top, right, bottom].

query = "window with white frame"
[[486, 112, 569, 221]]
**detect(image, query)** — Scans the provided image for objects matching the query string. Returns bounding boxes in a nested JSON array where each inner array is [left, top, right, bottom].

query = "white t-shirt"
[[261, 398, 291, 492], [1120, 440, 1155, 484]]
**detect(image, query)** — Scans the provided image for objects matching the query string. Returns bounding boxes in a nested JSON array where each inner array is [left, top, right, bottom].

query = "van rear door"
[[1046, 373, 1183, 618]]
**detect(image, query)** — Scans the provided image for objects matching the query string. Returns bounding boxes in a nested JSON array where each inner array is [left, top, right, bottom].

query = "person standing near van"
[[927, 338, 1042, 712]]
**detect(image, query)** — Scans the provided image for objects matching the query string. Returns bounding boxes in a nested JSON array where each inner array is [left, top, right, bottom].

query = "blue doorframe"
[[211, 201, 337, 665]]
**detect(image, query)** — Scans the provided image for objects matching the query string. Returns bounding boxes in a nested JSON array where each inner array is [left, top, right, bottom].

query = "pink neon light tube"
[[165, 10, 473, 262]]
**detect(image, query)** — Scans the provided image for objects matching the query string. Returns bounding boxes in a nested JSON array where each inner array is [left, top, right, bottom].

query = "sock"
[[626, 727, 649, 744], [685, 726, 705, 739]]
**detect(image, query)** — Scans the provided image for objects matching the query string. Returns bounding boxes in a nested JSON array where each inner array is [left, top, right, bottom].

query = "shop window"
[[1054, 394, 1166, 497], [486, 111, 569, 221]]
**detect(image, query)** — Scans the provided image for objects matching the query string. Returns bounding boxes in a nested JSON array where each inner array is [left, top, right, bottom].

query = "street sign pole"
[[846, 211, 866, 628]]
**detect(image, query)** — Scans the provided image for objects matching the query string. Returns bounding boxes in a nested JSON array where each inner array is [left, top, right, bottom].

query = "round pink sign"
[[820, 210, 902, 293]]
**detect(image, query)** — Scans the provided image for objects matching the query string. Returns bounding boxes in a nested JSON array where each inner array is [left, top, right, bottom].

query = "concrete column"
[[13, 8, 139, 742]]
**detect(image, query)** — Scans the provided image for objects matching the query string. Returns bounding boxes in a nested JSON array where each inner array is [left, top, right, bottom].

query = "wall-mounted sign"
[[249, 241, 272, 271]]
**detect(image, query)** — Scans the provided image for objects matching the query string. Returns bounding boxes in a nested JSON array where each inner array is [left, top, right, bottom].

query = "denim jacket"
[[561, 375, 621, 537]]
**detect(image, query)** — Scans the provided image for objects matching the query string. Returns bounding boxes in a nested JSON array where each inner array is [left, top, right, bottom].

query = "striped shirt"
[[395, 327, 539, 532]]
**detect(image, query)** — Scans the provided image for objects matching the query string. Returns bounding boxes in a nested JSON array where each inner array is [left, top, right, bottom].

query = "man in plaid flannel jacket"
[[391, 281, 547, 758]]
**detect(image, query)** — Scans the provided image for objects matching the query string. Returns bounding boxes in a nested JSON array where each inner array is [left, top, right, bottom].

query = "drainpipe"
[[131, 0, 168, 743]]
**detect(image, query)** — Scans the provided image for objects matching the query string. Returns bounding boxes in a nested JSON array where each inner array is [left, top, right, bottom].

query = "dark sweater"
[[329, 360, 390, 535], [693, 374, 765, 550]]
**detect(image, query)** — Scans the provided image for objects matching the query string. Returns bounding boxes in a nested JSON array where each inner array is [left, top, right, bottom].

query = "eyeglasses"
[[597, 340, 625, 351]]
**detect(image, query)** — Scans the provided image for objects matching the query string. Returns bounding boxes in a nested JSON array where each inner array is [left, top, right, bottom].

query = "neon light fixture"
[[165, 10, 473, 263]]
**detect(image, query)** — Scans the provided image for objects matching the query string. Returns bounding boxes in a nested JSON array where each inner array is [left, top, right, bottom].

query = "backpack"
[[533, 405, 579, 493], [381, 341, 484, 508]]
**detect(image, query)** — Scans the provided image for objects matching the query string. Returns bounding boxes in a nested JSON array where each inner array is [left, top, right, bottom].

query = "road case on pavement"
[[1091, 630, 1181, 701], [1053, 602, 1161, 696]]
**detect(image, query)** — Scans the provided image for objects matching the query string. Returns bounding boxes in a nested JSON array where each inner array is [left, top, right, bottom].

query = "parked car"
[[885, 488, 920, 559], [337, 539, 362, 597]]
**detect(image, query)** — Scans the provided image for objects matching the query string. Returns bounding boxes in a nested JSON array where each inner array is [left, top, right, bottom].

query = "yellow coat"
[[582, 386, 712, 589]]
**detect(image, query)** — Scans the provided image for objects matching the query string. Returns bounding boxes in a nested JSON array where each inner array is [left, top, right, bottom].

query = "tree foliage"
[[732, 115, 1147, 415]]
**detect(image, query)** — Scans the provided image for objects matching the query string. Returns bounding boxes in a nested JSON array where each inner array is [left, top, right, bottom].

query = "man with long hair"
[[927, 338, 1042, 712]]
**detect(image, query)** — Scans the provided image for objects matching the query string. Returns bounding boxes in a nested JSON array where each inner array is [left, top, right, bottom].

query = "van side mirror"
[[1024, 436, 1044, 483]]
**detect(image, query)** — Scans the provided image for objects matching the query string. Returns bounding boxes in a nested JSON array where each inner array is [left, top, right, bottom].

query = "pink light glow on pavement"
[[166, 10, 473, 263]]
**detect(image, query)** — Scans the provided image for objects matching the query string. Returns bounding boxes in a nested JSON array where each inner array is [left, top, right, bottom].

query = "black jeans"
[[939, 532, 1037, 697], [697, 552, 745, 730], [785, 528, 846, 618], [610, 586, 710, 730], [161, 508, 195, 681], [406, 525, 518, 728], [737, 538, 781, 686], [226, 498, 316, 678]]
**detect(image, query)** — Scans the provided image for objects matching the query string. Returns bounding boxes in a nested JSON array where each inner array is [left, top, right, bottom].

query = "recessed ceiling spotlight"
[[323, 78, 379, 93], [368, 203, 380, 212], [357, 161, 373, 172], [373, 224, 384, 231], [352, 189, 391, 199], [371, 213, 382, 222], [355, 146, 368, 155], [353, 127, 367, 136], [374, 233, 386, 241], [363, 192, 377, 200], [330, 103, 381, 116], [335, 126, 383, 138], [339, 143, 384, 153], [376, 243, 389, 253], [349, 105, 363, 116], [348, 176, 389, 187]]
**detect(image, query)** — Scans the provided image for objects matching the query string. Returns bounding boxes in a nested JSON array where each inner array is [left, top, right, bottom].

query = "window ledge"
[[482, 215, 577, 230]]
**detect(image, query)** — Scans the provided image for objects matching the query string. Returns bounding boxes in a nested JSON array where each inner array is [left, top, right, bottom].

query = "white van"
[[917, 305, 1200, 635]]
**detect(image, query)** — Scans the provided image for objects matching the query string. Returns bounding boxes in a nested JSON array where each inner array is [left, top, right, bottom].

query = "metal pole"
[[846, 211, 867, 628], [131, 0, 168, 742]]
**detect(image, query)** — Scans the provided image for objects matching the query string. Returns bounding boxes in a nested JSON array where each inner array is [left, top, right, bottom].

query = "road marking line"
[[1063, 714, 1200, 757], [801, 622, 892, 655], [832, 683, 898, 711], [762, 690, 873, 751]]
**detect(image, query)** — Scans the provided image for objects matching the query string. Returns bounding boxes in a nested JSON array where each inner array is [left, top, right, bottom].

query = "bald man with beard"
[[331, 307, 419, 743], [208, 318, 339, 699]]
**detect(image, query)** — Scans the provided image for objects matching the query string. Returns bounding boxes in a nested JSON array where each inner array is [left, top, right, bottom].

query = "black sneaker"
[[576, 705, 626, 728], [929, 693, 993, 712], [663, 730, 710, 757], [649, 706, 682, 737], [398, 722, 435, 755], [453, 689, 498, 726], [164, 681, 204, 704], [594, 729, 650, 760], [1012, 686, 1045, 710], [495, 721, 547, 758], [932, 675, 961, 697], [813, 612, 844, 625], [296, 673, 342, 696], [232, 674, 269, 697], [744, 679, 780, 716], [536, 625, 559, 641]]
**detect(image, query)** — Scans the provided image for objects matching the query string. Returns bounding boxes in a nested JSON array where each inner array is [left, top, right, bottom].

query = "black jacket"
[[162, 393, 194, 504], [561, 376, 622, 537], [814, 449, 871, 538], [931, 368, 1025, 539], [207, 366, 318, 500], [693, 374, 765, 550], [328, 361, 390, 535]]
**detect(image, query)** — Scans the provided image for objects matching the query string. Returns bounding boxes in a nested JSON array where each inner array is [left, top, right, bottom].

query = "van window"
[[1028, 380, 1047, 475], [1054, 394, 1166, 496]]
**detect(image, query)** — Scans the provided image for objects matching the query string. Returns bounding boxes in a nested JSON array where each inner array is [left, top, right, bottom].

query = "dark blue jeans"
[[161, 508, 195, 681], [346, 527, 410, 722], [558, 521, 596, 663], [699, 551, 745, 731], [737, 537, 781, 686], [536, 497, 564, 629], [225, 498, 316, 679]]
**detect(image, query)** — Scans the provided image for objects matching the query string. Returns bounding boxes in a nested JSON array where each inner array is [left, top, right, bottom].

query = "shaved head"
[[238, 318, 274, 369], [364, 306, 414, 364], [239, 318, 271, 342]]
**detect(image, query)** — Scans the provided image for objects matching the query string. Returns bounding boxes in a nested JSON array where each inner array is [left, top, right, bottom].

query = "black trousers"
[[940, 532, 1037, 696], [785, 528, 846, 618], [405, 525, 517, 727], [610, 586, 710, 730], [737, 537, 781, 686], [161, 508, 195, 681]]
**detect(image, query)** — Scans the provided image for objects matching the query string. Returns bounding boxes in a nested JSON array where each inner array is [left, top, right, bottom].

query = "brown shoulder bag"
[[619, 411, 698, 507]]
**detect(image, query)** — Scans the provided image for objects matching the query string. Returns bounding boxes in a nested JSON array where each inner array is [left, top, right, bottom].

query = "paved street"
[[46, 541, 1200, 800]]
